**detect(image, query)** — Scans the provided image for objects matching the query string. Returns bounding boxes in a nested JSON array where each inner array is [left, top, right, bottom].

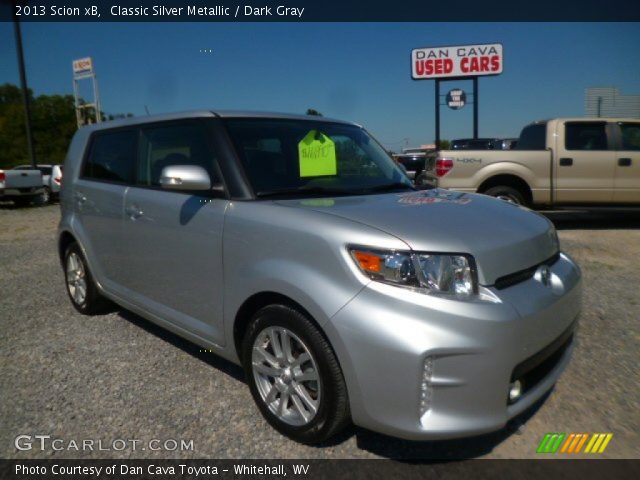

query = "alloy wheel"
[[66, 252, 87, 305], [251, 326, 321, 426]]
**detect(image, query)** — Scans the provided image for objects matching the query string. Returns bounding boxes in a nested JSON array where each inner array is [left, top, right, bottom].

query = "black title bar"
[[1, 0, 640, 22]]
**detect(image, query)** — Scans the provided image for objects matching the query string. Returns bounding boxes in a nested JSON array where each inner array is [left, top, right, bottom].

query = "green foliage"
[[0, 83, 133, 169], [0, 83, 77, 168], [438, 140, 451, 150], [305, 108, 323, 116]]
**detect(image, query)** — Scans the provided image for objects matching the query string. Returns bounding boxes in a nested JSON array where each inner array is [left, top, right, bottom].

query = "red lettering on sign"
[[415, 59, 453, 77], [460, 56, 498, 73], [491, 55, 501, 72]]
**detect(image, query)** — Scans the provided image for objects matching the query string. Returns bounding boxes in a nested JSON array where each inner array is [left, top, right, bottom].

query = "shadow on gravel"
[[0, 200, 56, 209], [117, 305, 549, 461], [542, 210, 640, 230], [117, 308, 245, 382]]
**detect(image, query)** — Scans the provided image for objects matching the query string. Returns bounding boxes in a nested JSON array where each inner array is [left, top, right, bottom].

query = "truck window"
[[82, 130, 137, 184], [515, 124, 546, 150], [619, 123, 640, 151], [565, 122, 608, 151]]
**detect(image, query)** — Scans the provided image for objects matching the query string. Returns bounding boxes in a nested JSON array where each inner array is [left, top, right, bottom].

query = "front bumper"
[[324, 252, 581, 440]]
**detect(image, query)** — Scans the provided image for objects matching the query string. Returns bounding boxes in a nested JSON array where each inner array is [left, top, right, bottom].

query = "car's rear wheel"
[[242, 304, 350, 444], [64, 242, 111, 315]]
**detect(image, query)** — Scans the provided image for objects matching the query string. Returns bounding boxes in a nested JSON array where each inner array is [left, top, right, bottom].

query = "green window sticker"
[[298, 130, 337, 177]]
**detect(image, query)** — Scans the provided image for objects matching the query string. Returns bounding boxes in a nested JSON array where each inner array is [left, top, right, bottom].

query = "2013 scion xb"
[[58, 111, 581, 444]]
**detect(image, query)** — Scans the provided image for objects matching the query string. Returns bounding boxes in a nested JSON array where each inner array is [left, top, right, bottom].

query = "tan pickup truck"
[[420, 118, 640, 207]]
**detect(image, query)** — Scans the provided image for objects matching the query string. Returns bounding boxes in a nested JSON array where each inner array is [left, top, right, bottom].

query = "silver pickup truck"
[[419, 118, 640, 207], [0, 167, 44, 206]]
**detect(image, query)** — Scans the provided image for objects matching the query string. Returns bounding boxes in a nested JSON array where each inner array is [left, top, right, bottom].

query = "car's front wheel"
[[242, 305, 350, 444]]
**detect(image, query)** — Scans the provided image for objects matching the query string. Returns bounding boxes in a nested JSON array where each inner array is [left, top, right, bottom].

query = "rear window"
[[565, 122, 608, 151], [515, 124, 546, 150], [619, 123, 640, 151], [82, 130, 137, 184]]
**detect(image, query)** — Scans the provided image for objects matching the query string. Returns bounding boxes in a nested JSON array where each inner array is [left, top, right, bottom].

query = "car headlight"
[[348, 246, 477, 298]]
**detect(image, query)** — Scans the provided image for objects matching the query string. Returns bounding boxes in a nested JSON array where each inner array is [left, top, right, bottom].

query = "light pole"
[[12, 3, 37, 168]]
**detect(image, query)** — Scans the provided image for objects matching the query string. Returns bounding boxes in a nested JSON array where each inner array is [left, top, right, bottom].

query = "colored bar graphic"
[[537, 433, 566, 453], [538, 433, 612, 454]]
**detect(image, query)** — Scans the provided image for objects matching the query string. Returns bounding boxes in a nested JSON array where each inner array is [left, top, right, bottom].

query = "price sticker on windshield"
[[298, 130, 337, 177]]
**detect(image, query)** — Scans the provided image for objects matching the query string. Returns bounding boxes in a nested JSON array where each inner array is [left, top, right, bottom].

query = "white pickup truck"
[[0, 167, 44, 206], [419, 118, 640, 207]]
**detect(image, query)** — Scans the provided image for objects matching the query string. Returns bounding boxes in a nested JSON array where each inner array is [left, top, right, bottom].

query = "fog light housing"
[[508, 380, 522, 403]]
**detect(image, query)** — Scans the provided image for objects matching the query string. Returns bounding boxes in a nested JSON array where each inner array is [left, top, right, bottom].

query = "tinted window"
[[619, 123, 640, 151], [38, 167, 52, 175], [224, 119, 410, 196], [83, 130, 136, 183], [137, 122, 218, 187], [565, 122, 608, 151], [515, 124, 546, 150]]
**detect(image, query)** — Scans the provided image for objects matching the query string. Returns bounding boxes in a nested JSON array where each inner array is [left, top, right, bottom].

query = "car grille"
[[494, 252, 560, 290]]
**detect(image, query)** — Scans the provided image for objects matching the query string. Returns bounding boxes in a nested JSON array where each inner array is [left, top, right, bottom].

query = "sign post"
[[72, 57, 102, 128], [411, 43, 503, 148]]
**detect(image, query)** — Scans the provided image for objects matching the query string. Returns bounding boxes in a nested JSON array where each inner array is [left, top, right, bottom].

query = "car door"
[[119, 120, 228, 345], [74, 128, 137, 290], [554, 121, 616, 203], [613, 121, 640, 203]]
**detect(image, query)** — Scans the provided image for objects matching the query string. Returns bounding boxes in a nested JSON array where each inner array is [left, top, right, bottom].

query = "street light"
[[11, 1, 37, 168]]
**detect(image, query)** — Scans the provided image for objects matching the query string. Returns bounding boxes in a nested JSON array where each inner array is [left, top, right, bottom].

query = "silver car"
[[58, 111, 581, 444]]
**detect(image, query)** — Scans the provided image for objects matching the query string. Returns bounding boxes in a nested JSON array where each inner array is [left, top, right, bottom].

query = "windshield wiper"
[[366, 182, 415, 192], [255, 186, 351, 198]]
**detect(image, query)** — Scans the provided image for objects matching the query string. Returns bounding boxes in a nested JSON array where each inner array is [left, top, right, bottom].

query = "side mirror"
[[159, 165, 212, 191]]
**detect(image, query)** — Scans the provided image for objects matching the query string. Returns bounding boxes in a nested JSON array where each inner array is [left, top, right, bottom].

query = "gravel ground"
[[1, 204, 638, 460]]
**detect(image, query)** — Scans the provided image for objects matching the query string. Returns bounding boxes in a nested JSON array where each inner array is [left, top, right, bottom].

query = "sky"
[[1, 22, 639, 150]]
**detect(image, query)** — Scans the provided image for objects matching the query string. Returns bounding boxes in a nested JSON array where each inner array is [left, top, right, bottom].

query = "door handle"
[[559, 158, 573, 166], [618, 158, 632, 167], [125, 205, 144, 219], [74, 192, 87, 204]]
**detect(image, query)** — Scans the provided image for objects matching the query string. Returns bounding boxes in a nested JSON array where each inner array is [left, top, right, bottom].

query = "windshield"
[[223, 119, 413, 197]]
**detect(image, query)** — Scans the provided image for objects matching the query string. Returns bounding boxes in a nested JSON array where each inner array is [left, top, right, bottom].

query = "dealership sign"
[[72, 57, 93, 76], [411, 43, 503, 79], [446, 89, 466, 109]]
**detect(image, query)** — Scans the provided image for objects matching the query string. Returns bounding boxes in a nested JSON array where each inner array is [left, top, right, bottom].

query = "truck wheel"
[[484, 186, 527, 206], [415, 172, 426, 186], [40, 187, 51, 205], [64, 242, 111, 315], [242, 304, 350, 444]]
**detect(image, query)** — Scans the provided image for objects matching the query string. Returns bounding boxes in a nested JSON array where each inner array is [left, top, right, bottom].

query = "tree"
[[0, 83, 133, 168], [305, 108, 323, 116]]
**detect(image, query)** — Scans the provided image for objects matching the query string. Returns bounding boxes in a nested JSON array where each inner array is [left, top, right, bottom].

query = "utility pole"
[[12, 4, 37, 168]]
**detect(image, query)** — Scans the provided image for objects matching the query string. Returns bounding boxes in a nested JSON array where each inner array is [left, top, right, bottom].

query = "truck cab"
[[422, 118, 640, 207]]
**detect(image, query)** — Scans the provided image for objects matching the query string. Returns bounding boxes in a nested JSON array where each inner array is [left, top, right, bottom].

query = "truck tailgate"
[[4, 170, 43, 189]]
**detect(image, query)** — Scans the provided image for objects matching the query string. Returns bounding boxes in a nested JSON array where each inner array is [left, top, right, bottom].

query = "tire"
[[242, 304, 350, 444], [40, 187, 51, 204], [483, 185, 527, 206], [64, 242, 111, 315], [415, 172, 428, 186]]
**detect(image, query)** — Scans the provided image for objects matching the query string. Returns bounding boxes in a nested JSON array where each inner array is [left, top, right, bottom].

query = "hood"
[[276, 189, 558, 285]]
